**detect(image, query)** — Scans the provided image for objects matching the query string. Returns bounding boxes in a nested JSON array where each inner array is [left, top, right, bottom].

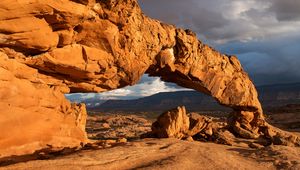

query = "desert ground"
[[2, 138, 300, 170], [1, 105, 300, 170]]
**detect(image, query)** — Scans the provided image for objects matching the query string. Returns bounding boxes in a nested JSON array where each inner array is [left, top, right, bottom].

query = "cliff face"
[[0, 55, 87, 158], [0, 0, 265, 157]]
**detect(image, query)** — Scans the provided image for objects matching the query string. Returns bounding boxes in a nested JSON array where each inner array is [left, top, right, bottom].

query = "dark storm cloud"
[[138, 0, 300, 86], [139, 0, 229, 40], [140, 0, 272, 43], [269, 0, 300, 21], [216, 33, 300, 85]]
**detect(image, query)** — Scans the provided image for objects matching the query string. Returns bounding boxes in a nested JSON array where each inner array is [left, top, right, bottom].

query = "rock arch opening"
[[66, 74, 233, 142], [67, 74, 231, 114]]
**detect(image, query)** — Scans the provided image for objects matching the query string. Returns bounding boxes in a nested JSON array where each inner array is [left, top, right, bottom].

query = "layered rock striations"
[[0, 0, 291, 157]]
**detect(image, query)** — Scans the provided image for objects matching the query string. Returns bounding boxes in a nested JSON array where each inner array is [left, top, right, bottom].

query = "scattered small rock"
[[249, 142, 264, 149], [102, 123, 110, 129], [117, 138, 127, 143], [86, 114, 151, 140], [213, 130, 234, 146], [185, 136, 194, 142]]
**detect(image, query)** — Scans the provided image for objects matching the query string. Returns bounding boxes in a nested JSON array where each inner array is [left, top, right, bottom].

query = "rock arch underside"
[[0, 0, 299, 158]]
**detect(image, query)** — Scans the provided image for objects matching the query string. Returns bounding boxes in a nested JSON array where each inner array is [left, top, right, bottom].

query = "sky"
[[69, 0, 300, 100]]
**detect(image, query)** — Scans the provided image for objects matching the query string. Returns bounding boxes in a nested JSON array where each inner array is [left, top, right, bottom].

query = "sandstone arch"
[[0, 0, 298, 157]]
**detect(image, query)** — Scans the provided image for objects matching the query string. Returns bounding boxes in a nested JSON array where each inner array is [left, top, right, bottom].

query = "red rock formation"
[[151, 106, 190, 139], [147, 106, 231, 144], [0, 53, 87, 158], [0, 0, 295, 157]]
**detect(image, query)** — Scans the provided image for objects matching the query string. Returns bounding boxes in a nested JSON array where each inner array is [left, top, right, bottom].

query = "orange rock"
[[151, 106, 190, 139], [0, 55, 87, 158], [0, 0, 266, 157]]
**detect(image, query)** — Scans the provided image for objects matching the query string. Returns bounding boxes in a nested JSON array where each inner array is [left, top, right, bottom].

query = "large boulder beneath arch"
[[0, 0, 295, 158], [151, 106, 190, 139], [146, 107, 300, 147], [146, 106, 233, 145], [148, 106, 218, 140]]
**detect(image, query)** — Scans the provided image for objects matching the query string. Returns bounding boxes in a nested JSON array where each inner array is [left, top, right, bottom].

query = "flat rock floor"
[[2, 138, 300, 170]]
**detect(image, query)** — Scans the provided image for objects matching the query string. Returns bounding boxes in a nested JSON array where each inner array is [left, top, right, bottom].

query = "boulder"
[[188, 112, 212, 136], [151, 106, 190, 139]]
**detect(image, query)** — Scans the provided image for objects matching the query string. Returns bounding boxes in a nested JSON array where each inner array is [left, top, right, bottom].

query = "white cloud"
[[99, 77, 190, 99], [69, 76, 191, 101], [132, 78, 186, 97], [81, 93, 96, 99], [100, 89, 132, 97]]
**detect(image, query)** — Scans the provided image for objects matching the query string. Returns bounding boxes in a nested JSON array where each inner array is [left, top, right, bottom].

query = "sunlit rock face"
[[0, 55, 88, 158], [0, 0, 264, 157]]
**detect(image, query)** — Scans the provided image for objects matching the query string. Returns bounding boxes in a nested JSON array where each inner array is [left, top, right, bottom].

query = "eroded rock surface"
[[150, 106, 190, 139], [145, 106, 229, 143], [0, 0, 289, 157], [86, 114, 151, 140], [0, 53, 87, 158], [2, 139, 300, 170], [146, 106, 300, 147]]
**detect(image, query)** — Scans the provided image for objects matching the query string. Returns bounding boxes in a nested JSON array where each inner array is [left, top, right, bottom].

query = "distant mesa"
[[80, 82, 300, 113]]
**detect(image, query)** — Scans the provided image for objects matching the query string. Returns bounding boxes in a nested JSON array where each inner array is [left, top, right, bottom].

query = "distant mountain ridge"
[[91, 91, 226, 112], [85, 82, 300, 113], [258, 82, 300, 107]]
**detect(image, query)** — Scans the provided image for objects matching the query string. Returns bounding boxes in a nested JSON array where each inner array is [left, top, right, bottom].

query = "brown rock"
[[256, 136, 272, 146], [0, 55, 87, 158], [117, 138, 127, 143], [102, 123, 111, 129], [87, 114, 151, 140], [213, 130, 235, 146], [188, 113, 212, 136], [232, 121, 260, 139], [151, 106, 190, 139], [185, 136, 194, 142], [204, 124, 214, 136], [249, 143, 264, 149]]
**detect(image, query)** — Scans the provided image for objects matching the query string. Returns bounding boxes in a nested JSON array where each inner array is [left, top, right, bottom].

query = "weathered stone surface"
[[147, 107, 300, 147], [213, 130, 236, 146], [147, 107, 241, 146], [188, 112, 212, 136], [151, 106, 190, 139], [3, 138, 300, 170], [264, 125, 300, 147], [0, 0, 277, 157], [86, 114, 151, 140], [0, 53, 87, 158]]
